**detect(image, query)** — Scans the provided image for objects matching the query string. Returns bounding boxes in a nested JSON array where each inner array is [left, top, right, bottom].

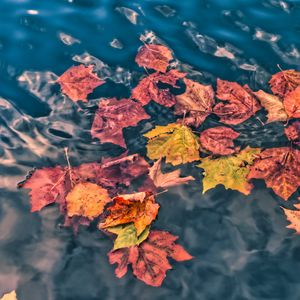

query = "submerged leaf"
[[285, 121, 300, 146], [283, 86, 300, 118], [282, 204, 300, 234]]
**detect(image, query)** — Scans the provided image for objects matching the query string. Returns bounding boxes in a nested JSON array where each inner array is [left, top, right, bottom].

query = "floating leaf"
[[57, 64, 104, 102], [0, 291, 17, 300], [283, 86, 300, 118], [175, 78, 215, 127], [144, 123, 200, 166], [199, 126, 240, 155], [108, 230, 193, 287], [282, 204, 300, 234], [198, 147, 261, 195], [91, 98, 150, 147], [213, 79, 261, 124], [248, 148, 300, 200], [135, 44, 173, 72], [285, 121, 300, 146], [99, 192, 159, 236]]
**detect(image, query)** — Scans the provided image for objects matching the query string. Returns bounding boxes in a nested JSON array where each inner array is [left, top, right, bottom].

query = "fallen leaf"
[[144, 123, 200, 166], [108, 230, 193, 286], [282, 204, 300, 234], [252, 90, 288, 123], [248, 148, 300, 200], [57, 64, 104, 102], [99, 192, 159, 235], [135, 44, 173, 72], [175, 78, 215, 127], [285, 121, 300, 146], [91, 98, 150, 147], [213, 79, 261, 124], [269, 69, 300, 97], [283, 86, 300, 118], [0, 291, 17, 300], [198, 147, 261, 195], [199, 126, 240, 155]]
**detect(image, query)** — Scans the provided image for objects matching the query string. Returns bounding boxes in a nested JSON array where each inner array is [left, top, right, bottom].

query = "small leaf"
[[0, 291, 17, 300], [282, 203, 300, 234], [283, 86, 300, 118], [285, 121, 300, 146]]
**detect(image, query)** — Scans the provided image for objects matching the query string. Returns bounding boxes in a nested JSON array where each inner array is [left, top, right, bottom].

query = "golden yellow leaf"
[[0, 291, 17, 300]]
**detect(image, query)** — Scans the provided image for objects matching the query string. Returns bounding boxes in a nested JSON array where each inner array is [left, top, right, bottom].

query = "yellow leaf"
[[282, 204, 300, 234], [144, 123, 200, 166], [66, 182, 111, 220], [197, 147, 261, 195], [0, 291, 17, 300]]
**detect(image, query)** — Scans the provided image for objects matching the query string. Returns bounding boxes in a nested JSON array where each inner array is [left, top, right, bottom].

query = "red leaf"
[[285, 121, 300, 146], [108, 230, 193, 287], [57, 64, 105, 102], [131, 70, 186, 107], [91, 98, 150, 147], [283, 86, 300, 118], [135, 44, 173, 73], [199, 126, 240, 155], [213, 79, 261, 125]]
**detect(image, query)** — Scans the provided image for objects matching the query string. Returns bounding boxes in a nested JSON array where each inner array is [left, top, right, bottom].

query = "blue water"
[[1, 0, 300, 299]]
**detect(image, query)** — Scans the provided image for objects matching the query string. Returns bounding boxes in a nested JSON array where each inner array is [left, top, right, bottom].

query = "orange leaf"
[[283, 86, 300, 118], [282, 203, 300, 234], [285, 121, 300, 146]]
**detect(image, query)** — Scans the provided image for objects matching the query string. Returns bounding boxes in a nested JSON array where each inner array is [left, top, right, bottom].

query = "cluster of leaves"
[[21, 44, 300, 287]]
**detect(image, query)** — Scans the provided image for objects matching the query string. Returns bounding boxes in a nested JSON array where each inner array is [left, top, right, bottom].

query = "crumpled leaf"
[[91, 98, 150, 147], [106, 223, 150, 250], [131, 70, 186, 107], [57, 64, 105, 102], [108, 230, 193, 287], [285, 121, 300, 146], [269, 69, 300, 98], [198, 147, 261, 195], [283, 86, 300, 118], [282, 203, 300, 234], [144, 123, 200, 166], [149, 158, 195, 188], [99, 192, 159, 235], [199, 126, 240, 155], [66, 182, 111, 220], [135, 44, 173, 72], [252, 90, 288, 123], [248, 148, 300, 200], [0, 291, 17, 300], [213, 79, 261, 124], [175, 78, 215, 127]]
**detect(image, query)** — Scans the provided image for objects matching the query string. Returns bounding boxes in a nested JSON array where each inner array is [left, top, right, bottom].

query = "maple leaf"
[[248, 148, 300, 200], [91, 98, 150, 148], [175, 78, 215, 127], [269, 69, 300, 98], [285, 121, 300, 146], [149, 158, 195, 188], [144, 123, 200, 166], [57, 64, 104, 102], [0, 291, 17, 300], [99, 192, 159, 236], [252, 90, 288, 123], [131, 70, 186, 107], [197, 147, 261, 195], [108, 230, 193, 287], [282, 204, 300, 234], [135, 44, 173, 73], [213, 79, 261, 125], [199, 126, 240, 156], [66, 182, 111, 220], [106, 223, 150, 250], [283, 86, 300, 118]]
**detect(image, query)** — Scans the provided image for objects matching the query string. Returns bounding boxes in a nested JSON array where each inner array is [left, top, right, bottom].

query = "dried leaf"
[[144, 123, 200, 166], [135, 44, 173, 72], [99, 192, 159, 236], [283, 86, 300, 118], [282, 204, 300, 234], [108, 230, 193, 286], [0, 291, 17, 300], [57, 64, 104, 102], [285, 121, 300, 146], [213, 79, 261, 124], [91, 98, 150, 147], [199, 126, 240, 155], [248, 148, 300, 200], [175, 78, 215, 127], [198, 147, 261, 195]]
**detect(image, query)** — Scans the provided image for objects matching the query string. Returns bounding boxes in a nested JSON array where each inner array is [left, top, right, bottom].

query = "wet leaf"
[[213, 79, 261, 124], [175, 78, 215, 127], [108, 230, 193, 286], [283, 86, 300, 118], [0, 291, 17, 300], [269, 69, 300, 98], [285, 121, 300, 146], [144, 123, 200, 166], [57, 64, 105, 102], [248, 148, 300, 200], [135, 44, 173, 72], [282, 204, 300, 234], [99, 192, 159, 235], [198, 147, 261, 195], [91, 98, 150, 148], [199, 126, 240, 155]]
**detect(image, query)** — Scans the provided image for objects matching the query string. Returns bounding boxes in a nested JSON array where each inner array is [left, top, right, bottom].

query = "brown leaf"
[[283, 86, 300, 118], [285, 121, 300, 146]]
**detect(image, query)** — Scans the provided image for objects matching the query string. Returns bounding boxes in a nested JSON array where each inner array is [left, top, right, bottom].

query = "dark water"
[[1, 0, 300, 299]]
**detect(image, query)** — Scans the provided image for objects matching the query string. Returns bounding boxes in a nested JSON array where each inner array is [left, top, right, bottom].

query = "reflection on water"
[[0, 0, 300, 299]]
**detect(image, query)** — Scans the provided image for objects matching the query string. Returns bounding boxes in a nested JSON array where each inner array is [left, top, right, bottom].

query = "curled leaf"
[[285, 121, 300, 146], [283, 86, 300, 118]]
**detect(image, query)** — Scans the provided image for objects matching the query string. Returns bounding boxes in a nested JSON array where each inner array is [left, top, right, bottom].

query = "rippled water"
[[1, 1, 300, 299]]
